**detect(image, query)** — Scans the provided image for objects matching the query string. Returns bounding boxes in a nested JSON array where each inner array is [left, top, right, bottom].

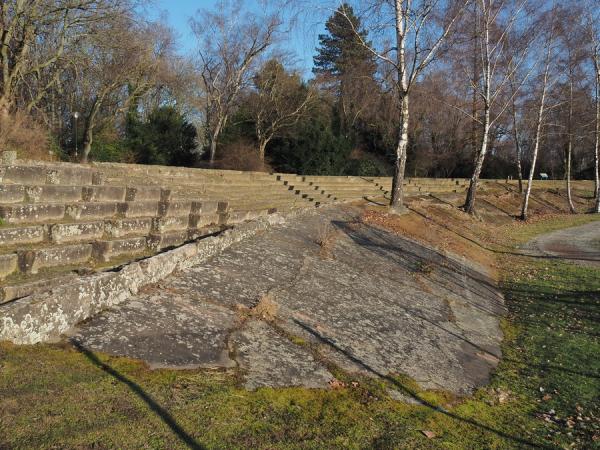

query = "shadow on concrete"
[[331, 219, 600, 380], [70, 340, 206, 450], [331, 219, 506, 318], [293, 319, 550, 449]]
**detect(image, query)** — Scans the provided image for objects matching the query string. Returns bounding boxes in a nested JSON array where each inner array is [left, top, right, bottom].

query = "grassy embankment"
[[0, 208, 599, 449]]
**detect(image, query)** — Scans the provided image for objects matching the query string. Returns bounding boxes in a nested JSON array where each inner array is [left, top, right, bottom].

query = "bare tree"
[[74, 17, 174, 162], [191, 1, 281, 164], [0, 0, 129, 117], [587, 6, 600, 213], [250, 60, 314, 161], [508, 64, 525, 192], [341, 0, 472, 212], [463, 0, 538, 214], [521, 25, 556, 220]]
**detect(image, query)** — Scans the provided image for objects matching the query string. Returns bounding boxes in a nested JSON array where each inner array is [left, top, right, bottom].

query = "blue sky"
[[153, 0, 326, 76]]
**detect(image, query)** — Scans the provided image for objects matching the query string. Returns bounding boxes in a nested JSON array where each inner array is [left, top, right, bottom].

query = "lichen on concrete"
[[71, 205, 506, 395]]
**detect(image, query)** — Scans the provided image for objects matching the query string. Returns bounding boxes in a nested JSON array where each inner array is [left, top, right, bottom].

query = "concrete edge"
[[0, 208, 313, 345]]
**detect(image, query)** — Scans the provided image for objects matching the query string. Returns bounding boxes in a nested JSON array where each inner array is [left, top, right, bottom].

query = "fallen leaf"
[[328, 378, 346, 390], [421, 430, 437, 439]]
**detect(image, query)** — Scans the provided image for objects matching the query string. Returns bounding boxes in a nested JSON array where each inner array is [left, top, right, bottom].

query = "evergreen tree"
[[127, 106, 198, 167], [313, 4, 377, 137], [313, 4, 374, 80]]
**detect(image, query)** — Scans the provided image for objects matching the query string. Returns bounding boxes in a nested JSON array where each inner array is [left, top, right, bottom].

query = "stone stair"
[[0, 163, 237, 303], [0, 160, 485, 306]]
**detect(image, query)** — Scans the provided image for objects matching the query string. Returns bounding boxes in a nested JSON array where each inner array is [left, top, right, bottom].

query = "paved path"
[[527, 221, 600, 266], [70, 206, 506, 395]]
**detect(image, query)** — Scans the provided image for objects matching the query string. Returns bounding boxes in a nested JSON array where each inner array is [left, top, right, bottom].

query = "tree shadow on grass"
[[70, 339, 206, 450], [293, 319, 551, 449]]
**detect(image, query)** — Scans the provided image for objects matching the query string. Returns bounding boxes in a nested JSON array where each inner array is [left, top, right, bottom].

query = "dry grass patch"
[[315, 220, 340, 259]]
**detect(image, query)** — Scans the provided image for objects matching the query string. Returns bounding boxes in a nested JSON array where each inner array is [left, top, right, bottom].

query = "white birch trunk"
[[389, 0, 408, 213], [510, 88, 524, 192], [464, 2, 491, 215], [593, 48, 600, 212], [209, 118, 224, 165], [465, 106, 490, 214], [521, 39, 552, 220], [565, 79, 576, 214], [391, 95, 409, 211]]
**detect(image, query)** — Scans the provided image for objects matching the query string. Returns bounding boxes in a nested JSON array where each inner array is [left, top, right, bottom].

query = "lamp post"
[[73, 112, 80, 160]]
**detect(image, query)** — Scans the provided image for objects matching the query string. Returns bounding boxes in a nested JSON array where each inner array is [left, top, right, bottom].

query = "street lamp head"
[[73, 112, 80, 120]]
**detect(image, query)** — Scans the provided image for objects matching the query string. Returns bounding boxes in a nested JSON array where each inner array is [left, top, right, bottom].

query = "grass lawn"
[[0, 214, 599, 449]]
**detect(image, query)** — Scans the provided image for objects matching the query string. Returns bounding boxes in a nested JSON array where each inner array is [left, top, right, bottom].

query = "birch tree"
[[587, 6, 600, 213], [521, 26, 556, 220], [341, 0, 472, 213], [509, 73, 525, 193], [463, 0, 537, 214], [191, 1, 281, 164]]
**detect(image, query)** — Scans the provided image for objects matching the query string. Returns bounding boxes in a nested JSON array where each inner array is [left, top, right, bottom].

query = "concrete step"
[[1, 273, 79, 305], [0, 199, 229, 225], [0, 163, 101, 186], [1, 223, 225, 277], [0, 183, 170, 207], [0, 208, 227, 248]]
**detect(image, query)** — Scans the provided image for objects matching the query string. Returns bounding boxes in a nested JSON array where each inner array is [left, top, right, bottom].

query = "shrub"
[[213, 140, 272, 172], [0, 111, 52, 161]]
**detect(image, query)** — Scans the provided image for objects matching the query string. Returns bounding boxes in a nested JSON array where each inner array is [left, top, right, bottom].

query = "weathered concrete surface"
[[0, 212, 287, 344], [526, 221, 600, 266], [71, 205, 506, 395], [73, 290, 238, 370]]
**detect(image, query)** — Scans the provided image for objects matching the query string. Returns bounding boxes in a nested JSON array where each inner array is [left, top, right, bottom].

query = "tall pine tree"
[[313, 4, 377, 138]]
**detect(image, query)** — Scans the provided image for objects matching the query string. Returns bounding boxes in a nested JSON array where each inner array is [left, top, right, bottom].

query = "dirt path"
[[69, 205, 506, 395], [527, 221, 600, 266]]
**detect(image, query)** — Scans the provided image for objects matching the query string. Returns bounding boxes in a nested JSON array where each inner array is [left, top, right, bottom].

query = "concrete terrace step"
[[0, 199, 230, 225], [0, 163, 101, 186], [0, 183, 168, 204], [0, 216, 226, 251], [0, 223, 225, 279]]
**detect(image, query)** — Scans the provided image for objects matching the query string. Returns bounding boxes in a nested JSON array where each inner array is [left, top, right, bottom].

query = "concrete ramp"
[[71, 205, 506, 395]]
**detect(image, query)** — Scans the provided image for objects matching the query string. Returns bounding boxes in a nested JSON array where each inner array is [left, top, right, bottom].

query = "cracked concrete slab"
[[71, 290, 237, 369], [232, 320, 333, 390], [71, 205, 506, 395]]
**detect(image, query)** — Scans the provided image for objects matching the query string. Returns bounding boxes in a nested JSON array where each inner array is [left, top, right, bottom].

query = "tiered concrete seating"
[[275, 174, 338, 206], [367, 177, 469, 196], [0, 160, 493, 304], [95, 163, 312, 217], [0, 162, 231, 303]]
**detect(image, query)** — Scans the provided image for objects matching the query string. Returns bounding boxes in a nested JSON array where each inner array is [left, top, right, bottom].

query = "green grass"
[[0, 217, 599, 449]]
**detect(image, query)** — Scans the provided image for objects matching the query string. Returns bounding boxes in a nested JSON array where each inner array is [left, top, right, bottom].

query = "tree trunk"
[[510, 86, 524, 192], [0, 95, 12, 120], [390, 94, 409, 212], [521, 98, 546, 220], [81, 97, 102, 164], [521, 38, 552, 221], [465, 101, 490, 214], [389, 0, 408, 214], [258, 138, 269, 162], [81, 116, 95, 164], [565, 143, 576, 213], [565, 80, 576, 214], [209, 119, 224, 165], [594, 59, 600, 214], [464, 5, 490, 216]]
